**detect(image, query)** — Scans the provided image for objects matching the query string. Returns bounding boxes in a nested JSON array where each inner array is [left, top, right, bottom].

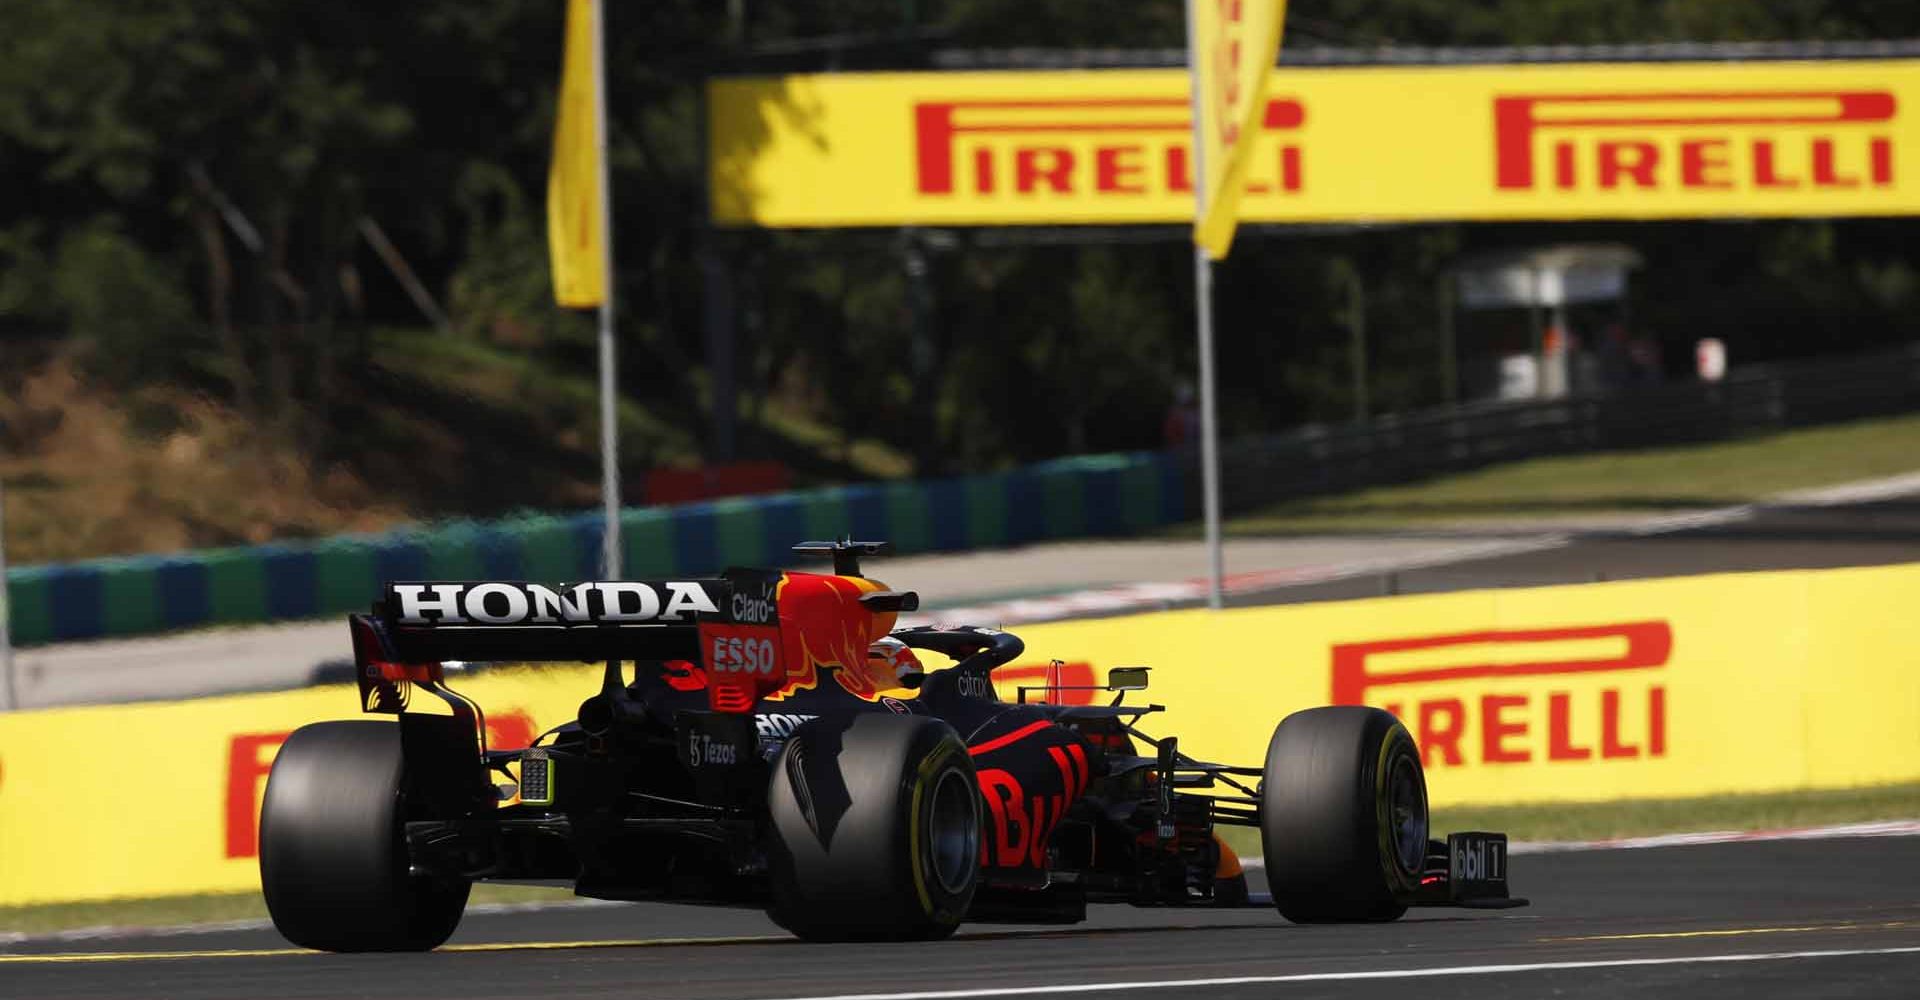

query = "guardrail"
[[1210, 345, 1920, 514], [3, 453, 1187, 646], [9, 345, 1917, 647]]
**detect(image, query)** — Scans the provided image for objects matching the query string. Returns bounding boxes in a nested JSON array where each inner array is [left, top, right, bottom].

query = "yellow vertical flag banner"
[[548, 0, 605, 308], [1192, 0, 1287, 258]]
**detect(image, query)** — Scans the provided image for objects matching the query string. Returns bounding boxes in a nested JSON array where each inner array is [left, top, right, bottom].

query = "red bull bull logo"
[[765, 572, 897, 701]]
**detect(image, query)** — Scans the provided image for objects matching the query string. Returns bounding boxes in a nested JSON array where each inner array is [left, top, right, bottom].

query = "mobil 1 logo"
[[1448, 832, 1508, 897]]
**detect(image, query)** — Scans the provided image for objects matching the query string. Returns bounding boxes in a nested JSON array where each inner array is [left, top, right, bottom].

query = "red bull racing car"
[[258, 541, 1523, 950]]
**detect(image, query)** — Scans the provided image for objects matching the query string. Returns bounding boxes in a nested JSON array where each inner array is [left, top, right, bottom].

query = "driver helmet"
[[867, 635, 924, 688]]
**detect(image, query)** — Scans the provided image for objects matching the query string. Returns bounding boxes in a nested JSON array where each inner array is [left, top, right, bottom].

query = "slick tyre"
[[767, 714, 980, 942], [259, 721, 471, 951], [1259, 706, 1427, 924]]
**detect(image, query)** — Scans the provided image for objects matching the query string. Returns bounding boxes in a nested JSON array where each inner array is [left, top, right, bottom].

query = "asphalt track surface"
[[7, 536, 1537, 709], [1222, 497, 1920, 608], [8, 488, 1919, 997], [7, 835, 1918, 999]]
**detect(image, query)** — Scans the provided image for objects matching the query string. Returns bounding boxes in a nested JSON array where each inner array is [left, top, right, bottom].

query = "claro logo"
[[1331, 621, 1671, 769], [1494, 91, 1896, 193], [914, 97, 1305, 198]]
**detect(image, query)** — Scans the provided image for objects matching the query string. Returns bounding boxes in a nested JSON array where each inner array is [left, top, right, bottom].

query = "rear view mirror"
[[1106, 666, 1151, 691]]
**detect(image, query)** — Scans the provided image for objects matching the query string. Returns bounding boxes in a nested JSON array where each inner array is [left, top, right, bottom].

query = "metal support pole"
[[1194, 246, 1224, 610], [703, 247, 737, 464], [1184, 0, 1223, 610], [0, 474, 14, 712], [1348, 266, 1369, 423], [1439, 272, 1458, 406], [591, 0, 622, 579], [1528, 267, 1546, 400]]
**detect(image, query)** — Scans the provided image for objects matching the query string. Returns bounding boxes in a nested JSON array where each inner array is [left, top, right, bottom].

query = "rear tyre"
[[259, 721, 472, 951], [1259, 706, 1427, 924], [767, 714, 980, 942]]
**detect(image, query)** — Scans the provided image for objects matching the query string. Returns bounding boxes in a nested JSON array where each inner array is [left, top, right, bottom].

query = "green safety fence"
[[5, 451, 1188, 645]]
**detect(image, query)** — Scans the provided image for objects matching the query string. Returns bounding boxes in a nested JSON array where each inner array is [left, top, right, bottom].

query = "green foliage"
[[3, 0, 1919, 506], [0, 223, 51, 325], [51, 223, 201, 389], [447, 163, 591, 350]]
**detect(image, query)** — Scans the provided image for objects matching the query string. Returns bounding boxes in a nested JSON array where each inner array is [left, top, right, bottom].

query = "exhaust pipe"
[[576, 688, 649, 737]]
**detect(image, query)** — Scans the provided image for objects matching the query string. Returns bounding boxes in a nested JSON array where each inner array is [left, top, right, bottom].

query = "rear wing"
[[367, 579, 727, 663], [352, 549, 917, 716], [352, 579, 731, 712]]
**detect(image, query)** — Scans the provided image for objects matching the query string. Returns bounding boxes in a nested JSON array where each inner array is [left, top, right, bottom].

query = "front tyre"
[[1259, 706, 1427, 923], [259, 721, 471, 951], [767, 714, 980, 942]]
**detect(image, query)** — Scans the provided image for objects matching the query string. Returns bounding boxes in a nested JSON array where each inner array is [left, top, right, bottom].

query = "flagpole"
[[590, 0, 622, 580], [1184, 0, 1225, 610]]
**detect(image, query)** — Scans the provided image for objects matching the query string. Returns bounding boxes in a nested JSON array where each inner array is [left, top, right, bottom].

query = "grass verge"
[[8, 783, 1916, 936], [1184, 412, 1920, 536]]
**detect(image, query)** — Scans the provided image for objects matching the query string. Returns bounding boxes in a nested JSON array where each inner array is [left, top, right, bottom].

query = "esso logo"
[[711, 635, 776, 675]]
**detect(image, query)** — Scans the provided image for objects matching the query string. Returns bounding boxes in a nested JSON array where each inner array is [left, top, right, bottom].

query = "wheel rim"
[[1386, 752, 1428, 876], [927, 767, 979, 896]]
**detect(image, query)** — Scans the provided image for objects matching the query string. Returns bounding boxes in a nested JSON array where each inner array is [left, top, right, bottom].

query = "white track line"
[[1774, 470, 1920, 507], [924, 466, 1920, 627], [756, 946, 1920, 1000], [912, 537, 1572, 627], [1508, 819, 1920, 854]]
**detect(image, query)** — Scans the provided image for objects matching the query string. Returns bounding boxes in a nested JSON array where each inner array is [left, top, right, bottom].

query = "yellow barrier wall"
[[3, 563, 1916, 906], [1012, 564, 1920, 805]]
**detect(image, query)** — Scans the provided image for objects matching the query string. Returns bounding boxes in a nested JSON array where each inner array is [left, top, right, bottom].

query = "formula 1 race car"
[[258, 541, 1523, 950]]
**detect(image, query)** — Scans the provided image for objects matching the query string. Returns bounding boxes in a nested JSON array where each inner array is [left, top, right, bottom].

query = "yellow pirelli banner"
[[3, 562, 1918, 905], [1014, 562, 1920, 806], [710, 61, 1920, 226]]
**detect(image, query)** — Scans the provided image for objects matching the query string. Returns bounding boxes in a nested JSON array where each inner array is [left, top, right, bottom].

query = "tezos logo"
[[686, 732, 738, 769]]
